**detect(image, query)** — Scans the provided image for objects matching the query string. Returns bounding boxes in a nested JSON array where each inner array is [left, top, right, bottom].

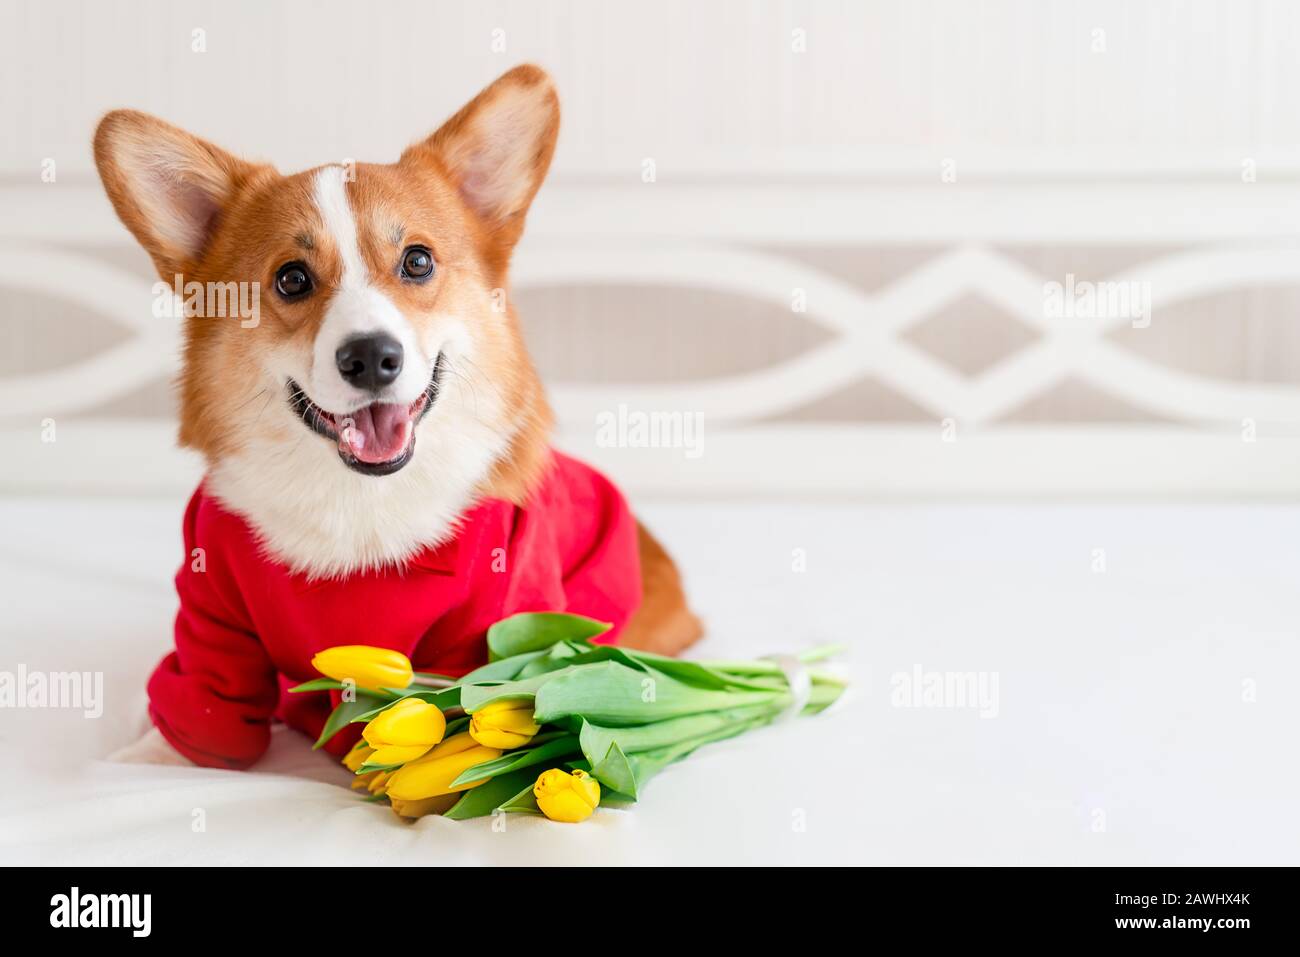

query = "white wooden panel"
[[4, 1, 1300, 497]]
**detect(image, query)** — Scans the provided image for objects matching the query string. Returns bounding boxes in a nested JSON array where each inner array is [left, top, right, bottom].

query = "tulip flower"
[[342, 744, 374, 773], [352, 769, 391, 797], [303, 613, 847, 821], [385, 733, 502, 801], [533, 768, 601, 823], [311, 645, 413, 692], [361, 698, 446, 765], [390, 793, 460, 820], [371, 772, 393, 797], [469, 698, 540, 749]]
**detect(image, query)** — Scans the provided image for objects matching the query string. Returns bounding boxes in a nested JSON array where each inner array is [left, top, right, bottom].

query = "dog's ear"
[[404, 64, 560, 260], [93, 110, 261, 279]]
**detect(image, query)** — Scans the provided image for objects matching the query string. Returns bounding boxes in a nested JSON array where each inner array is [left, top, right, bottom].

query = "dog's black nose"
[[336, 334, 404, 391]]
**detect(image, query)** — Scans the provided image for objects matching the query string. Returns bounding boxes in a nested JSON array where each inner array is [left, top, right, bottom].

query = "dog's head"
[[93, 66, 559, 574]]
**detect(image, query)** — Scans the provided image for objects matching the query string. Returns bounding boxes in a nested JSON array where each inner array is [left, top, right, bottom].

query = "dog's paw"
[[107, 727, 194, 767]]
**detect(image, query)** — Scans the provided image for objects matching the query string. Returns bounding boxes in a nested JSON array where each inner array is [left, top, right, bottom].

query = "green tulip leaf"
[[348, 687, 459, 724], [589, 740, 638, 797], [637, 653, 784, 692], [624, 716, 772, 791], [526, 729, 567, 746], [289, 678, 346, 693], [553, 645, 656, 674], [411, 671, 458, 682], [313, 692, 386, 749], [450, 735, 581, 788], [459, 650, 549, 683], [497, 781, 543, 815], [458, 668, 574, 713], [577, 704, 777, 763], [443, 768, 534, 820], [515, 641, 593, 679], [443, 715, 471, 737], [486, 612, 611, 661], [533, 660, 779, 727]]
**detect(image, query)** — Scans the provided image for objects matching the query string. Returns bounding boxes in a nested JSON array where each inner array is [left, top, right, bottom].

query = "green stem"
[[411, 672, 456, 688], [701, 643, 847, 676], [795, 644, 847, 663]]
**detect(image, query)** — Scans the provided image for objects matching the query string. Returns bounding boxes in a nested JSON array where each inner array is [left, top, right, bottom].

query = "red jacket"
[[148, 451, 641, 769]]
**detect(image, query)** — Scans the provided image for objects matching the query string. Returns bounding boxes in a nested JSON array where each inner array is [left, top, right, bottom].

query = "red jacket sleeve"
[[147, 490, 279, 769]]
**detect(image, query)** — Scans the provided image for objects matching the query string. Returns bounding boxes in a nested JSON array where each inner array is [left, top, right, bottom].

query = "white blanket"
[[3, 497, 1298, 865]]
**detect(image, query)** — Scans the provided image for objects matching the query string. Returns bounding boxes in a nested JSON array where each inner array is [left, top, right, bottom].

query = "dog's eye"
[[400, 246, 434, 281], [275, 263, 313, 299]]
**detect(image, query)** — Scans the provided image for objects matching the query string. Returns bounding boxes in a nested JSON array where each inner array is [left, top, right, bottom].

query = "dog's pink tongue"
[[340, 403, 413, 463]]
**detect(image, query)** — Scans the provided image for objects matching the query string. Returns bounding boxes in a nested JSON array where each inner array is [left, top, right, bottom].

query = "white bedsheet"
[[2, 495, 1298, 865]]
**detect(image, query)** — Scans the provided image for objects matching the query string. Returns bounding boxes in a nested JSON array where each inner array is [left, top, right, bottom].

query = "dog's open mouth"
[[287, 354, 444, 476]]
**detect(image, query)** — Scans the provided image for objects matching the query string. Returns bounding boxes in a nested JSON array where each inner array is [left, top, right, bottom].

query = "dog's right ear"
[[403, 65, 559, 272], [93, 111, 261, 279]]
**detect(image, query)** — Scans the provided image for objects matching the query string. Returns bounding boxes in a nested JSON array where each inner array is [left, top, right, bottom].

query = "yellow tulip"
[[390, 793, 460, 820], [367, 770, 392, 796], [534, 768, 600, 823], [352, 769, 391, 796], [385, 732, 501, 801], [469, 698, 541, 749], [311, 645, 413, 692], [361, 698, 446, 765], [342, 744, 374, 773]]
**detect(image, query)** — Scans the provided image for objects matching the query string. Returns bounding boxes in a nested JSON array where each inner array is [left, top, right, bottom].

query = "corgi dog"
[[96, 65, 701, 768]]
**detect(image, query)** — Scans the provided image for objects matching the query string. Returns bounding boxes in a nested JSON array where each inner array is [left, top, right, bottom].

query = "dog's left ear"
[[93, 110, 263, 280], [405, 64, 559, 259]]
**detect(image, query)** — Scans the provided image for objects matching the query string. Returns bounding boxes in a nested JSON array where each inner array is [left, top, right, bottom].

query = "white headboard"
[[6, 0, 1300, 498], [5, 175, 1300, 498]]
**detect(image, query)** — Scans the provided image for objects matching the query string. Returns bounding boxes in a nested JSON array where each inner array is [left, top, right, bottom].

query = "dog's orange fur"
[[94, 65, 701, 655], [621, 524, 704, 654]]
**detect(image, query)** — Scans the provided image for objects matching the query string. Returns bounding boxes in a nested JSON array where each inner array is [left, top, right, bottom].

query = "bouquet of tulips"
[[293, 613, 846, 823]]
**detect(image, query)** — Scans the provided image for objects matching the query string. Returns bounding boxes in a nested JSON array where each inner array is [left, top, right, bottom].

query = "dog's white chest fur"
[[207, 397, 510, 579]]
